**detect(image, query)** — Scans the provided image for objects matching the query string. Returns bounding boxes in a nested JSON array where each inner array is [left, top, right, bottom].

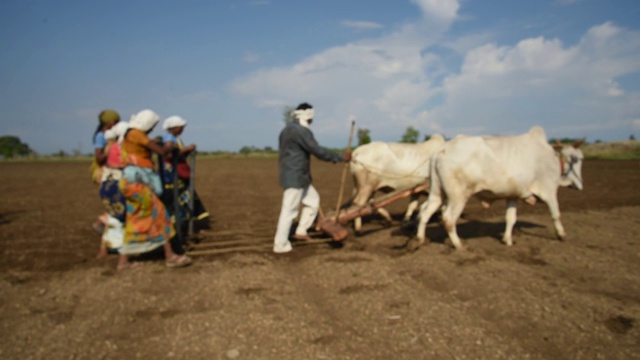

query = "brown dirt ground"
[[0, 158, 639, 359]]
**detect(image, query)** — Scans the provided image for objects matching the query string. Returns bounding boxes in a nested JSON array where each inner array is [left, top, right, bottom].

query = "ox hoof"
[[448, 240, 466, 251], [405, 238, 425, 252], [453, 245, 467, 251]]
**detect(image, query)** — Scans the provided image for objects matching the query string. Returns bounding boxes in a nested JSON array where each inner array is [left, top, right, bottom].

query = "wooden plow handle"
[[335, 119, 356, 216]]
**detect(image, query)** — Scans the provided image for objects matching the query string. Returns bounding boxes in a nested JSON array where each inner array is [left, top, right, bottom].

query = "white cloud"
[[341, 20, 383, 30], [230, 0, 640, 144], [442, 31, 495, 55], [411, 0, 460, 25], [428, 22, 640, 139], [229, 20, 445, 138]]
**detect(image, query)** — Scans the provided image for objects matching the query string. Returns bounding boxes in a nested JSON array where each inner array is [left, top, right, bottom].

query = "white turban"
[[293, 108, 314, 128], [163, 116, 187, 130], [129, 109, 160, 133], [105, 122, 130, 142]]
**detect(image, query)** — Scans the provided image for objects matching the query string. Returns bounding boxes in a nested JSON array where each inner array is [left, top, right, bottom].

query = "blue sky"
[[1, 0, 639, 154]]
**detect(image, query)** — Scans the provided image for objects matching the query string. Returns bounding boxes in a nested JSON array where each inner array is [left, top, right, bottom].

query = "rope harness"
[[557, 151, 582, 181]]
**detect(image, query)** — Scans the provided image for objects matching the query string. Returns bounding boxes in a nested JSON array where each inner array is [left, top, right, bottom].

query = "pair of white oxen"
[[348, 126, 585, 250]]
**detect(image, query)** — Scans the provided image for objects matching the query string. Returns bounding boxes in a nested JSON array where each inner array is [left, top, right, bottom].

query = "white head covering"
[[105, 122, 130, 142], [129, 109, 160, 133], [293, 108, 314, 128], [163, 116, 187, 130]]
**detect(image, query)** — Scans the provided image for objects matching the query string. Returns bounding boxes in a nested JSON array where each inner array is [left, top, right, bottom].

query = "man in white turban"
[[273, 102, 351, 253]]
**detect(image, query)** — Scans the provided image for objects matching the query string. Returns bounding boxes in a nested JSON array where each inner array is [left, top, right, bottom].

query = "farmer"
[[158, 116, 210, 235], [96, 121, 129, 259], [91, 109, 121, 233], [117, 109, 193, 270], [273, 102, 351, 253]]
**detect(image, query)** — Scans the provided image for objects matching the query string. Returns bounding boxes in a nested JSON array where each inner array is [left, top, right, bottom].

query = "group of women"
[[91, 109, 209, 271]]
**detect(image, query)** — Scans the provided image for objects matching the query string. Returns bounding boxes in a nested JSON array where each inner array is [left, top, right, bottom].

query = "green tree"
[[401, 126, 419, 143], [239, 146, 255, 155], [357, 128, 371, 146], [0, 135, 32, 158]]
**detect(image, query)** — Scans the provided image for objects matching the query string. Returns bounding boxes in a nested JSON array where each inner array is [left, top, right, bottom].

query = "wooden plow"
[[317, 182, 430, 241], [185, 182, 429, 256]]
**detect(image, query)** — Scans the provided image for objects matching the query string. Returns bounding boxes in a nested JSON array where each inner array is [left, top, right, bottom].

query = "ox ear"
[[573, 138, 585, 148]]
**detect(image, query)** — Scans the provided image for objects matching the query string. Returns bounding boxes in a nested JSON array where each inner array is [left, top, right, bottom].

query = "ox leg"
[[502, 200, 517, 246], [441, 197, 467, 250], [354, 217, 362, 233], [351, 184, 375, 235], [415, 195, 442, 247], [543, 195, 565, 240], [376, 207, 393, 225], [403, 195, 419, 223]]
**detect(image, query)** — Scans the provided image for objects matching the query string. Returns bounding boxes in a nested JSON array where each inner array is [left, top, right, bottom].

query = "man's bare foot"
[[292, 233, 313, 242]]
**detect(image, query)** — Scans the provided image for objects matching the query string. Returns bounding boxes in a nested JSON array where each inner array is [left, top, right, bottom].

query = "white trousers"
[[274, 185, 320, 247]]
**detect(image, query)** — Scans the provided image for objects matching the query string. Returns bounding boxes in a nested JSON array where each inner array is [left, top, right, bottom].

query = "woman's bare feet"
[[96, 246, 108, 259], [117, 261, 143, 271], [165, 254, 193, 268]]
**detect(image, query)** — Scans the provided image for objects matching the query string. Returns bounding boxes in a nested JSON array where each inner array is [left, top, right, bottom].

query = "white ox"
[[349, 135, 446, 232], [414, 126, 584, 250]]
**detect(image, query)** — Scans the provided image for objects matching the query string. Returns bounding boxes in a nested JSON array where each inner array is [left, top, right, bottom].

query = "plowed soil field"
[[1, 158, 639, 359]]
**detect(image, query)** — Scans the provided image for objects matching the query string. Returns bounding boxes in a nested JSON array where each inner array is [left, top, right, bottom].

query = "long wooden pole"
[[335, 119, 356, 218]]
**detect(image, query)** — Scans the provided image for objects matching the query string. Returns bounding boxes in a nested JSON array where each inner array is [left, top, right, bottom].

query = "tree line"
[[0, 136, 33, 158], [2, 123, 635, 159]]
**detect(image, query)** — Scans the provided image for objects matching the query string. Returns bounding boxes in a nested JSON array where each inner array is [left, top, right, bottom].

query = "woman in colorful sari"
[[118, 109, 192, 270], [91, 109, 121, 233], [159, 116, 210, 234], [96, 121, 129, 259]]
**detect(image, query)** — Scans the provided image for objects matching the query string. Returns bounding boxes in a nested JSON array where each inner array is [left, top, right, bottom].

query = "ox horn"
[[573, 138, 585, 148], [553, 139, 563, 151]]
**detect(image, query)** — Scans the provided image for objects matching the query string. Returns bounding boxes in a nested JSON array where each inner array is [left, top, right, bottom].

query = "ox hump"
[[528, 126, 548, 141]]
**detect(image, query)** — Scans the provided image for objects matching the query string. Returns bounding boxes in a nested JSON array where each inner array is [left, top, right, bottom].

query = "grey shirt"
[[278, 121, 344, 189]]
